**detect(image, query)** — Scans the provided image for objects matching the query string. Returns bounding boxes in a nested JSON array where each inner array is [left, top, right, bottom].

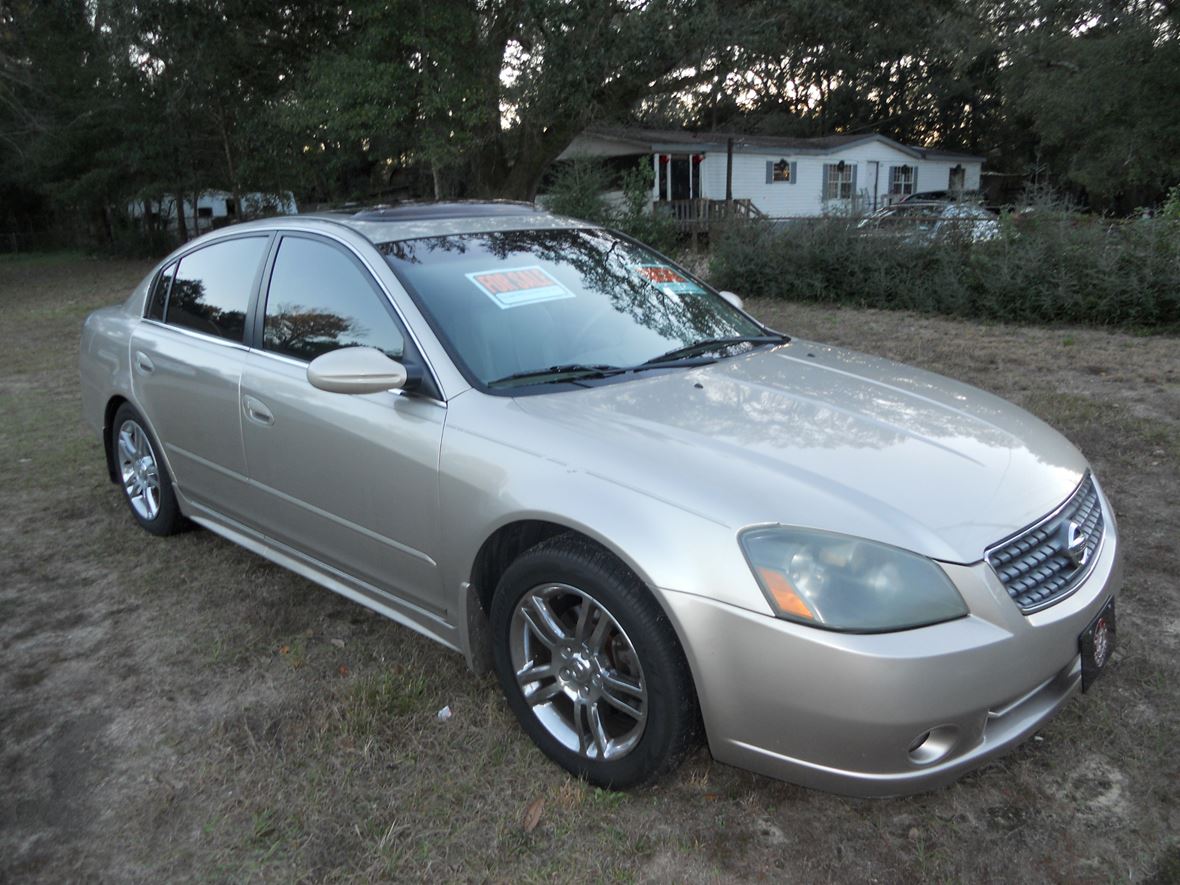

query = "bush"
[[709, 211, 1180, 328], [612, 161, 679, 255], [542, 157, 679, 254], [541, 156, 613, 225], [1162, 185, 1180, 220], [102, 225, 177, 259]]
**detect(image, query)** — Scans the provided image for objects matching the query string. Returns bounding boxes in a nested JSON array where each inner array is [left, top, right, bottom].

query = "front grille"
[[986, 474, 1104, 614]]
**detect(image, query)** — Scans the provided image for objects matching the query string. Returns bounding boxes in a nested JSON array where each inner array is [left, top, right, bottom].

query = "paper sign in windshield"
[[467, 266, 575, 309], [633, 264, 706, 296]]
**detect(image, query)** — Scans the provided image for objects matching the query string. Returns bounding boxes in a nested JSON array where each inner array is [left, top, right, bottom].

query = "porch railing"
[[655, 198, 766, 231]]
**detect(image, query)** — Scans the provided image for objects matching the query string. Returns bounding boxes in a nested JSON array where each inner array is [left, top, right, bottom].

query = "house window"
[[197, 206, 213, 219], [949, 165, 966, 191], [824, 163, 854, 200], [772, 159, 791, 182], [890, 165, 915, 196]]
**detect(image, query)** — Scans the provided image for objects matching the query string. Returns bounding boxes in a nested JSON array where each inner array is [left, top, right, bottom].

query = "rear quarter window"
[[146, 262, 175, 321]]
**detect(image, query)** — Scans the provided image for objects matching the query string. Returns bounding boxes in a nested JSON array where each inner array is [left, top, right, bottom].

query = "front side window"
[[263, 236, 406, 362], [382, 228, 764, 389], [824, 163, 855, 200], [890, 165, 915, 196], [949, 166, 966, 191], [166, 237, 268, 341]]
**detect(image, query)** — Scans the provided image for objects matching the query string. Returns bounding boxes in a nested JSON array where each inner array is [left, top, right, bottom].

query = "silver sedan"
[[79, 203, 1121, 795]]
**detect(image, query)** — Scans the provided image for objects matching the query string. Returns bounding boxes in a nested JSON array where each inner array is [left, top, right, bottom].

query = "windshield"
[[380, 228, 765, 389]]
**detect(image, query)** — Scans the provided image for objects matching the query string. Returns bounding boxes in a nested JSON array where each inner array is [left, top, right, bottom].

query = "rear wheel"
[[490, 534, 700, 789], [112, 403, 183, 536]]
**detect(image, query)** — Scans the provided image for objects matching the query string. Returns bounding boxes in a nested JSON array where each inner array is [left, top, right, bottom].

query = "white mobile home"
[[129, 190, 298, 236], [559, 127, 984, 222]]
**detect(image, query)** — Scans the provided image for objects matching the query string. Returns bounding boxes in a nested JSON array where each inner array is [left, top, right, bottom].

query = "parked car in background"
[[899, 190, 984, 204], [80, 202, 1120, 795], [860, 200, 1000, 242]]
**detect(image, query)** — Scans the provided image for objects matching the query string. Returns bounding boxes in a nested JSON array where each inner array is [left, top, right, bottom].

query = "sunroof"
[[345, 202, 543, 222]]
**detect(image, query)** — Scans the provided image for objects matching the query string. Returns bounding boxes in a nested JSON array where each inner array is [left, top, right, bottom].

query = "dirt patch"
[[2, 258, 1178, 882]]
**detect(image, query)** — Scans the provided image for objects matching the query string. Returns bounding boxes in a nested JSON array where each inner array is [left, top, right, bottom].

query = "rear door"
[[129, 234, 271, 519], [238, 233, 446, 610]]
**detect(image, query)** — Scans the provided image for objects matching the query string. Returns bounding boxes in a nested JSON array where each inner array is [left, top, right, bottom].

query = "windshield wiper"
[[487, 334, 789, 388], [639, 334, 788, 367], [487, 363, 625, 388]]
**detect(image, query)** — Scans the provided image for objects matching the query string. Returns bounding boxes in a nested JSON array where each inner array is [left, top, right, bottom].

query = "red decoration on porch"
[[692, 154, 703, 164], [658, 154, 669, 164]]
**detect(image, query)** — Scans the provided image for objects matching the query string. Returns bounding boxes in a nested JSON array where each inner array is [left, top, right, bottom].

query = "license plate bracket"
[[1079, 598, 1116, 692]]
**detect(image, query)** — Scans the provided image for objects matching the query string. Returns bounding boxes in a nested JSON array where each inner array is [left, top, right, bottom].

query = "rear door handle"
[[242, 395, 274, 426], [134, 352, 155, 374]]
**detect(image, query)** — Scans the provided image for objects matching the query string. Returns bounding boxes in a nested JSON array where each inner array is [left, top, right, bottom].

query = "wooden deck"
[[655, 198, 766, 231]]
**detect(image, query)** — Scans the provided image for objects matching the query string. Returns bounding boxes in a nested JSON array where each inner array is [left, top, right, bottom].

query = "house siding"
[[696, 141, 982, 218]]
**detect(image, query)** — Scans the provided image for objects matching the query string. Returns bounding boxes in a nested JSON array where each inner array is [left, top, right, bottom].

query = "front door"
[[670, 156, 692, 200], [238, 233, 446, 610]]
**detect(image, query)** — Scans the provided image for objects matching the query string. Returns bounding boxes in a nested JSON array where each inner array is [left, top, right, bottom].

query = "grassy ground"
[[2, 254, 1178, 883]]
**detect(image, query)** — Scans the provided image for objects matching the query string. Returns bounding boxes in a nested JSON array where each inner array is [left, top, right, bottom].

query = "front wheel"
[[490, 534, 700, 789]]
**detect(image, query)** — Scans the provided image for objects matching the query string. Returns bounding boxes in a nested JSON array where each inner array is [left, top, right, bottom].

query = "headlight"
[[739, 526, 968, 632]]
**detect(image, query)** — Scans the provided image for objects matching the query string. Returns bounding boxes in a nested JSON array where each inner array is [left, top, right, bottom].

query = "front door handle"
[[134, 351, 155, 374], [242, 395, 274, 426]]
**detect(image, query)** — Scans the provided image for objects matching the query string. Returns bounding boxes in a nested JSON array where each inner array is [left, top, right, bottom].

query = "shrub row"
[[708, 213, 1180, 328]]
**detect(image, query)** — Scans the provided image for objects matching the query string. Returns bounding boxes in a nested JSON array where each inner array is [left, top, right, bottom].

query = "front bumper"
[[659, 496, 1123, 797]]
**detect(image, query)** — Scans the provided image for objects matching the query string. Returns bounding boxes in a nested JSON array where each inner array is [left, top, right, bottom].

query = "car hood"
[[510, 339, 1087, 564]]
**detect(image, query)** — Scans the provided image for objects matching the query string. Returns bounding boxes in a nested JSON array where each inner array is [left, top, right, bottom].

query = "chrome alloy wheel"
[[509, 583, 648, 761], [117, 419, 161, 521]]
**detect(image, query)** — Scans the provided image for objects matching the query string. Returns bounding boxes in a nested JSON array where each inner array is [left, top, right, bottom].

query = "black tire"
[[111, 403, 184, 536], [490, 533, 700, 789]]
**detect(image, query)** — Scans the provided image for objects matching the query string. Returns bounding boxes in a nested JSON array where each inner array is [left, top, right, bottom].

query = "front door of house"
[[670, 157, 691, 200]]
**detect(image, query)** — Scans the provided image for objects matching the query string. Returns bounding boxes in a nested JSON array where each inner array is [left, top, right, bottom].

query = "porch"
[[655, 198, 766, 232]]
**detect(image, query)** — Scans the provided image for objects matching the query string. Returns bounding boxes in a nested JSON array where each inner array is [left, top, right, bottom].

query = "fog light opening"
[[908, 725, 959, 765]]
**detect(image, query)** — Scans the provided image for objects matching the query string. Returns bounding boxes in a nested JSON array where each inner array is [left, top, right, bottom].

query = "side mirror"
[[307, 346, 416, 394], [719, 290, 744, 310]]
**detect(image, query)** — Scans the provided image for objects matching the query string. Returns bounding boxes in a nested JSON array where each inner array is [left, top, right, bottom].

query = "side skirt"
[[185, 502, 463, 654]]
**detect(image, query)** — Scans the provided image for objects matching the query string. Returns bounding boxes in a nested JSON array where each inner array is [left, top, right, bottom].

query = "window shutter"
[[790, 161, 797, 185], [851, 164, 858, 195], [766, 161, 773, 184], [821, 164, 830, 199], [888, 166, 897, 193], [912, 165, 919, 192]]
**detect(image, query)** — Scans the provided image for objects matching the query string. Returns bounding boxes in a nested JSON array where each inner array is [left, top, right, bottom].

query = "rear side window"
[[262, 236, 406, 362], [166, 237, 268, 342], [146, 262, 175, 321]]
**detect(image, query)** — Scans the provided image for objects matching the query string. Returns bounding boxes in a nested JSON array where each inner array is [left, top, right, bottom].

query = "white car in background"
[[861, 200, 1000, 242]]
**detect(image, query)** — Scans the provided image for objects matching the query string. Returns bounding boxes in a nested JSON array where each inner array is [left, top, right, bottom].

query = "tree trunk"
[[174, 192, 188, 242], [472, 118, 585, 201], [216, 103, 243, 222]]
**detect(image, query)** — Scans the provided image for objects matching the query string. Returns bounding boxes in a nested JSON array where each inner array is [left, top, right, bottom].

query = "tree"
[[661, 0, 1005, 152], [1004, 1, 1180, 211], [0, 0, 123, 239], [288, 0, 757, 200]]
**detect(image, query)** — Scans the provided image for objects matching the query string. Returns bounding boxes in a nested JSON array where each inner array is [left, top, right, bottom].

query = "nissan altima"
[[79, 202, 1121, 795]]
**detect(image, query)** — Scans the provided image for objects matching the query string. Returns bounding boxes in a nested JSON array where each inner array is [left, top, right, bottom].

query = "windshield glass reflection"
[[381, 229, 763, 387]]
